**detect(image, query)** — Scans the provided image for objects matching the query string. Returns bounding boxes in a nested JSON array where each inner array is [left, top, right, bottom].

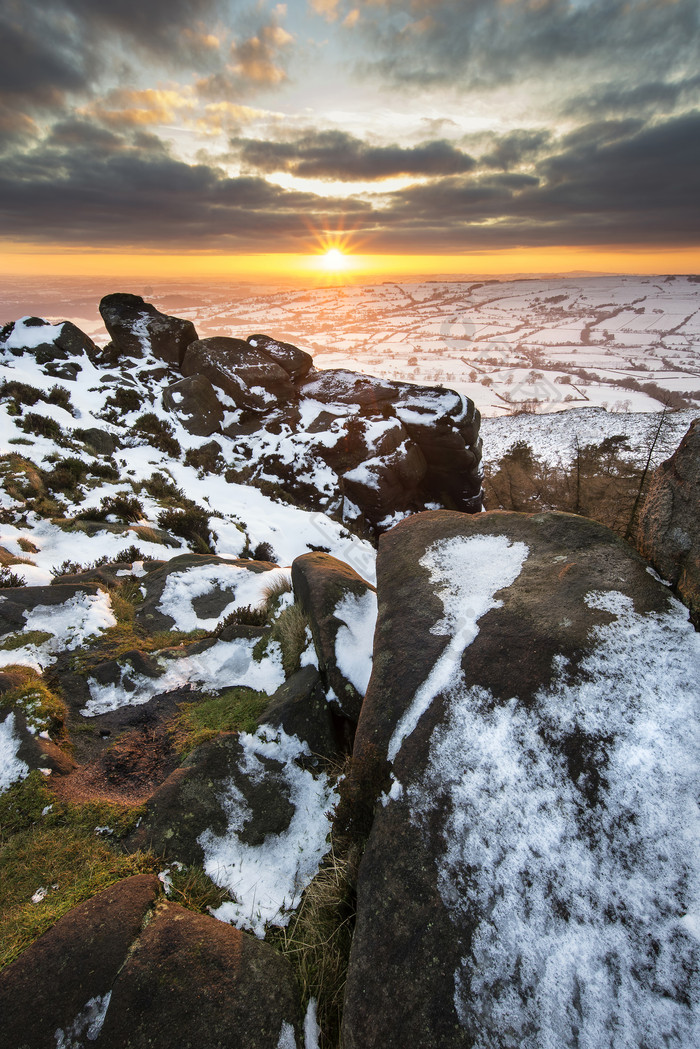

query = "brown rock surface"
[[0, 875, 159, 1049], [637, 417, 700, 626]]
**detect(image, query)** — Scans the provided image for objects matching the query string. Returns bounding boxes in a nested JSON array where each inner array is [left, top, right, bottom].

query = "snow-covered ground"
[[3, 275, 699, 420]]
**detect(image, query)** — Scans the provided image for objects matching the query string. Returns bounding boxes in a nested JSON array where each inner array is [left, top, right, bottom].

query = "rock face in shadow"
[[162, 374, 224, 436], [637, 417, 700, 627], [181, 337, 297, 413], [99, 293, 198, 365], [343, 510, 700, 1049]]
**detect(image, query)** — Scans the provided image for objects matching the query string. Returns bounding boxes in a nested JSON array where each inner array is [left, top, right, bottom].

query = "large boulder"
[[343, 510, 700, 1049], [247, 333, 314, 381], [637, 417, 700, 626], [299, 368, 400, 412], [161, 374, 224, 436], [291, 552, 377, 722], [0, 875, 160, 1049], [0, 875, 301, 1049], [182, 337, 296, 413], [0, 317, 99, 368], [99, 293, 198, 365], [99, 903, 300, 1049]]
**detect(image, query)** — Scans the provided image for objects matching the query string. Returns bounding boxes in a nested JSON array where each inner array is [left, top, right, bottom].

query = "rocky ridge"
[[0, 296, 698, 1048]]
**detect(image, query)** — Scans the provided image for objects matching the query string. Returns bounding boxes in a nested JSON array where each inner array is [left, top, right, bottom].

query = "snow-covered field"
[[5, 274, 697, 420]]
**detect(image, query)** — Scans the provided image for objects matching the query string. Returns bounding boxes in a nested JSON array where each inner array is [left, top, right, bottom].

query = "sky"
[[1, 0, 699, 278]]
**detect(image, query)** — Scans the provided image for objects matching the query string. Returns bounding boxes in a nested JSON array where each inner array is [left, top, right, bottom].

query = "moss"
[[0, 779, 156, 970], [0, 630, 53, 651], [170, 687, 271, 755], [0, 672, 67, 737]]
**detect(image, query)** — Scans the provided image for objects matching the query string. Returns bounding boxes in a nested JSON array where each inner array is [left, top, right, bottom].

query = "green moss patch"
[[0, 673, 66, 737], [0, 630, 53, 652], [170, 686, 271, 755]]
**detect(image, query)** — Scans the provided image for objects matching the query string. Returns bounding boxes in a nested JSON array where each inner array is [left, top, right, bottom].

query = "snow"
[[203, 726, 337, 938], [0, 712, 29, 793], [387, 535, 529, 763], [276, 1021, 297, 1049], [303, 999, 321, 1049], [54, 991, 112, 1048], [480, 406, 698, 470], [333, 589, 377, 696], [157, 563, 291, 631], [2, 317, 65, 350], [407, 588, 700, 1048], [83, 637, 285, 716], [0, 591, 117, 672]]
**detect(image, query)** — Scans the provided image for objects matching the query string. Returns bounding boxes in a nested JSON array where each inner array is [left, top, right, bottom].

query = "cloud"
[[0, 124, 367, 250], [236, 129, 476, 180], [353, 0, 700, 91], [480, 130, 551, 171], [564, 74, 700, 117], [82, 89, 195, 129], [368, 111, 700, 251], [309, 0, 343, 21], [3, 111, 696, 254], [0, 9, 91, 108], [229, 21, 294, 85]]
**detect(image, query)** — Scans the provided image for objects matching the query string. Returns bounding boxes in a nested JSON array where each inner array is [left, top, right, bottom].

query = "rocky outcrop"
[[161, 374, 224, 436], [247, 333, 314, 381], [99, 292, 198, 365], [343, 510, 700, 1049], [637, 417, 700, 626], [2, 295, 484, 535], [292, 552, 377, 723], [0, 875, 301, 1049], [181, 337, 297, 413], [0, 875, 160, 1049]]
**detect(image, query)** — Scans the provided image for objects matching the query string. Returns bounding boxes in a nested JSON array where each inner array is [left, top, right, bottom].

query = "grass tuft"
[[0, 774, 156, 970], [270, 837, 358, 1049], [169, 686, 271, 755]]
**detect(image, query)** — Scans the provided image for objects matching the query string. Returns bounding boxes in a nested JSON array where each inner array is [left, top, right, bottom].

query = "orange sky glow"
[[1, 245, 698, 282]]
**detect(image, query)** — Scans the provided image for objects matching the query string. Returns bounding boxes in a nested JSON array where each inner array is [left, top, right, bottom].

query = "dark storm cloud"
[[0, 0, 224, 121], [4, 111, 696, 253], [354, 0, 700, 90], [235, 130, 476, 180], [368, 111, 700, 251], [0, 127, 367, 250], [480, 130, 551, 171]]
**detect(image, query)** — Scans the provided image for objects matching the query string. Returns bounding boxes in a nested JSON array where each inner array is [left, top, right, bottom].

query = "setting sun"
[[321, 247, 347, 271]]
